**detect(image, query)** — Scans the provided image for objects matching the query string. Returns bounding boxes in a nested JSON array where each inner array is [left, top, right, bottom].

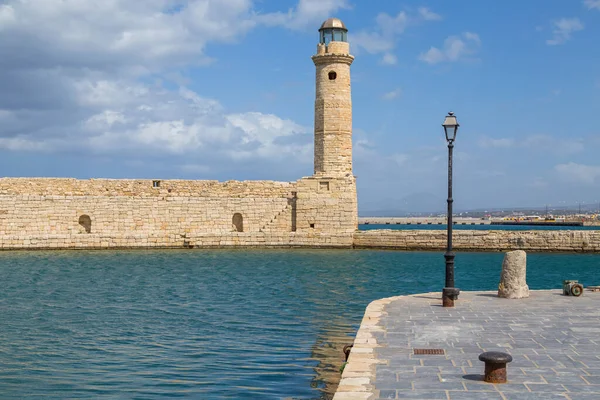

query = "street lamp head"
[[442, 112, 459, 143]]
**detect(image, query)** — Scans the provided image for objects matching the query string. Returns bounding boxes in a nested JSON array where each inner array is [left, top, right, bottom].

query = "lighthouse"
[[312, 18, 354, 178]]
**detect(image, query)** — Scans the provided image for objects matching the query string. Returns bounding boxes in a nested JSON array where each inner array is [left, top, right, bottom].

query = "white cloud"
[[77, 85, 311, 159], [351, 31, 395, 55], [381, 53, 398, 65], [75, 80, 151, 108], [0, 137, 48, 151], [293, 0, 350, 25], [584, 0, 600, 10], [353, 137, 376, 160], [376, 11, 411, 36], [227, 112, 311, 160], [351, 8, 441, 64], [84, 110, 128, 130], [0, 4, 16, 24], [129, 120, 204, 153], [0, 0, 320, 174], [418, 7, 442, 21], [351, 12, 409, 55], [546, 18, 584, 45], [555, 162, 600, 185], [382, 88, 402, 100], [0, 0, 344, 82], [419, 32, 481, 64], [258, 0, 350, 30], [0, 0, 265, 73]]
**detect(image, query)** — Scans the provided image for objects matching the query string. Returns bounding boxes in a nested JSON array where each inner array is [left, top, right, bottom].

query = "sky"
[[0, 0, 599, 215]]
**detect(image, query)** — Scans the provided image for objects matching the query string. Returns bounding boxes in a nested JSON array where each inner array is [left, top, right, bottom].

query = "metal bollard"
[[479, 351, 513, 383], [442, 287, 460, 307]]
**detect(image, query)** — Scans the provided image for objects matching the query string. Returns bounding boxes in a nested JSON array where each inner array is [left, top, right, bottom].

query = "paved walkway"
[[334, 290, 600, 400]]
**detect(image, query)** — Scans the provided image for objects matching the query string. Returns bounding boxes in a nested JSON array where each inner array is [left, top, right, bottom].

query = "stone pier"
[[335, 290, 600, 400]]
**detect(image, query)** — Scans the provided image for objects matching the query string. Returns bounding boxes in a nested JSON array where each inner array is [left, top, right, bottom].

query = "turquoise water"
[[1, 249, 599, 399], [359, 223, 600, 231]]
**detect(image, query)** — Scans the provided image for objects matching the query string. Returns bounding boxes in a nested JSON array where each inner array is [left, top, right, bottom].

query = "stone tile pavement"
[[334, 290, 600, 400]]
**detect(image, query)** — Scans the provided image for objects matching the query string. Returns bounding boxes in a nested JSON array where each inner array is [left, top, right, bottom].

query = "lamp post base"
[[442, 287, 460, 308]]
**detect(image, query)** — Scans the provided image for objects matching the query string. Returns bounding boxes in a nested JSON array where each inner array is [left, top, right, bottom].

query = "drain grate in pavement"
[[413, 348, 445, 355]]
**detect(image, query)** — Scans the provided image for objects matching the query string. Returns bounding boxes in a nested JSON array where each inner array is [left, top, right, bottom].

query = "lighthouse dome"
[[318, 18, 348, 44], [319, 18, 347, 31]]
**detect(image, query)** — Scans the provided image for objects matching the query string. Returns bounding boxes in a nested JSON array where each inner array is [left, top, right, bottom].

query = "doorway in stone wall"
[[79, 215, 92, 233], [232, 213, 244, 232]]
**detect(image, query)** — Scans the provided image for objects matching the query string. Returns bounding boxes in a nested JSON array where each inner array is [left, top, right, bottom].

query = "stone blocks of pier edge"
[[498, 250, 530, 299], [352, 229, 600, 253]]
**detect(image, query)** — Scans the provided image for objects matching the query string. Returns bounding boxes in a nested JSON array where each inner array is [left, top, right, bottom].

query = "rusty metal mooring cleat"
[[479, 351, 513, 383], [563, 280, 584, 297]]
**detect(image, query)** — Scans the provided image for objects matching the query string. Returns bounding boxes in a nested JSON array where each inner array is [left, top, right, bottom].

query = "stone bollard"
[[498, 250, 529, 299]]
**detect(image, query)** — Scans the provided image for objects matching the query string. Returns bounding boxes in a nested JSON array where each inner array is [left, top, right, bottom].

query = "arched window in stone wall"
[[79, 215, 92, 234], [232, 213, 244, 232]]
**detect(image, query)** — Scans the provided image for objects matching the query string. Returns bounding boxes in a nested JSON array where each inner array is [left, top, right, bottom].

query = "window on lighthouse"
[[320, 28, 347, 45]]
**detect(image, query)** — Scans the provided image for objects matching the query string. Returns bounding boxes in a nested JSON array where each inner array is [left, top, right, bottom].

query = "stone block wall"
[[0, 177, 358, 249], [353, 229, 600, 253], [295, 176, 358, 234]]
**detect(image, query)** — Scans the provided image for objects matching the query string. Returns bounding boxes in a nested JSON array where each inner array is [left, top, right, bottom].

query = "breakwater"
[[2, 229, 600, 252], [353, 229, 600, 252], [359, 217, 600, 227], [0, 232, 354, 250], [359, 217, 490, 225], [491, 220, 583, 226]]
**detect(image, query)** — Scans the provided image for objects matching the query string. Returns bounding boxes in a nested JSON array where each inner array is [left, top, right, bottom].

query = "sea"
[[1, 233, 599, 399]]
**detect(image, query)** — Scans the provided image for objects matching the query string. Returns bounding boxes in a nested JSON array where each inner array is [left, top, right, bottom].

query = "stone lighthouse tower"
[[293, 18, 358, 236], [312, 18, 354, 177]]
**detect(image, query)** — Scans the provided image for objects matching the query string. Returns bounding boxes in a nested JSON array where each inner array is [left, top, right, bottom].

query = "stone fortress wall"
[[0, 177, 357, 249]]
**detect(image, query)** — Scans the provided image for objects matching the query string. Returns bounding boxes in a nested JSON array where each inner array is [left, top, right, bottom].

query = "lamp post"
[[442, 112, 460, 308]]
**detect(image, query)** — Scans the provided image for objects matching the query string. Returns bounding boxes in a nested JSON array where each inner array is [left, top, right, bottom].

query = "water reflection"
[[310, 320, 355, 398]]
